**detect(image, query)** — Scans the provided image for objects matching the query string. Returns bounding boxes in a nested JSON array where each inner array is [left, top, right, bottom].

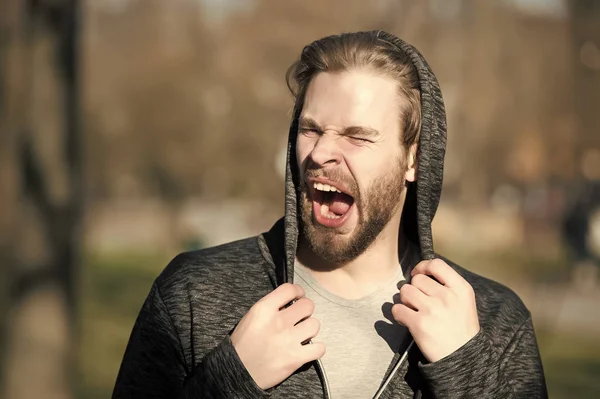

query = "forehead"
[[301, 69, 402, 134]]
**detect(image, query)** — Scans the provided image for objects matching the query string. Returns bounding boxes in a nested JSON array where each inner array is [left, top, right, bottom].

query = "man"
[[113, 31, 547, 398]]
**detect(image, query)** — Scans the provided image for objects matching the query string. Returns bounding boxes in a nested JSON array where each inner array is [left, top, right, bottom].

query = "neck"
[[296, 213, 411, 300]]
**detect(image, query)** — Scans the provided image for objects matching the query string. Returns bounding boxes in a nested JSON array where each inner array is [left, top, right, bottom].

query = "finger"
[[299, 341, 326, 362], [410, 273, 445, 296], [411, 259, 463, 288], [391, 303, 416, 328], [281, 297, 315, 325], [399, 283, 429, 311], [293, 317, 320, 344], [262, 283, 305, 309]]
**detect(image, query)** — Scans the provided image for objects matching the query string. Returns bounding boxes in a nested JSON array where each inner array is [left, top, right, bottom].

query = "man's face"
[[296, 69, 416, 264]]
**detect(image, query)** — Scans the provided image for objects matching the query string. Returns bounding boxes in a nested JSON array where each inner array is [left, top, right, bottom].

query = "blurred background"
[[1, 0, 599, 397]]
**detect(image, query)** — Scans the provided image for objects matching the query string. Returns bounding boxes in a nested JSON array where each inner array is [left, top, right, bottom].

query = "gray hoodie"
[[113, 32, 548, 399]]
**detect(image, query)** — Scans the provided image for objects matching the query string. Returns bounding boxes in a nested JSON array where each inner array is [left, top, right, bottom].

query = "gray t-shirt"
[[294, 263, 408, 399]]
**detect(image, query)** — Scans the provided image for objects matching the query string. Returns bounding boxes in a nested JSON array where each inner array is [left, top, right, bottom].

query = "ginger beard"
[[298, 156, 408, 264]]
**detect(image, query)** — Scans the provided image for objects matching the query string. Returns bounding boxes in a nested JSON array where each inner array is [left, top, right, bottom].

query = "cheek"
[[296, 136, 312, 167], [347, 146, 401, 188], [344, 145, 388, 169]]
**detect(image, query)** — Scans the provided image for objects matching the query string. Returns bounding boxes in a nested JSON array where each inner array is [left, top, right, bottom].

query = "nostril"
[[310, 147, 342, 167]]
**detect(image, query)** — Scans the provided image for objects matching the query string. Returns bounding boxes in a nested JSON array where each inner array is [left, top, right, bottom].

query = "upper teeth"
[[314, 182, 342, 193]]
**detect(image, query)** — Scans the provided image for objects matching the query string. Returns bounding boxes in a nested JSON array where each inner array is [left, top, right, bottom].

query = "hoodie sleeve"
[[418, 315, 548, 399], [112, 283, 270, 399]]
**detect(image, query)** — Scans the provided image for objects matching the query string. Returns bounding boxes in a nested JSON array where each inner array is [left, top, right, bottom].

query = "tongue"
[[328, 192, 353, 216]]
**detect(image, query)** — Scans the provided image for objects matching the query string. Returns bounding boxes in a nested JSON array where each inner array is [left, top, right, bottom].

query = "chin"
[[298, 186, 388, 264], [302, 218, 370, 264], [309, 239, 356, 264]]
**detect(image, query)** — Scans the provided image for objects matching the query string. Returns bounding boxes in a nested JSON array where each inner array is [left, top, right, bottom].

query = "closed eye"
[[348, 136, 373, 144], [299, 128, 321, 136]]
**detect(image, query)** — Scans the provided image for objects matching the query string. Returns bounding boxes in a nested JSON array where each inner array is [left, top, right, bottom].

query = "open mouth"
[[310, 180, 355, 227]]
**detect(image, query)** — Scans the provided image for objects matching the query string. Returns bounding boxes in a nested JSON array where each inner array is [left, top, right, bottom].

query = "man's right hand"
[[230, 283, 324, 390]]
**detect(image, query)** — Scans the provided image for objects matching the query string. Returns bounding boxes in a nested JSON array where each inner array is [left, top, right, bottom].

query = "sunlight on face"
[[296, 69, 412, 263]]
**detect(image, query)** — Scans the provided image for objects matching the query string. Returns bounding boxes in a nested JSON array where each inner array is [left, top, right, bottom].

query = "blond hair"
[[286, 31, 421, 147]]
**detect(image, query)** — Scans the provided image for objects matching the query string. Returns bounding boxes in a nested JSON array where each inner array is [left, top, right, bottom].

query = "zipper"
[[288, 256, 411, 399], [313, 339, 414, 399], [372, 340, 415, 399], [315, 357, 332, 399], [289, 268, 412, 399], [292, 270, 331, 399]]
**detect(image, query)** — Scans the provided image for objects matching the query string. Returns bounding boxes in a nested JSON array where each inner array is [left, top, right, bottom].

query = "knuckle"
[[411, 274, 425, 286], [317, 342, 326, 357], [399, 283, 411, 295], [400, 284, 416, 302], [310, 342, 326, 359], [293, 283, 306, 296], [458, 280, 474, 296], [391, 304, 403, 320], [301, 318, 320, 336], [301, 297, 315, 314], [295, 297, 314, 316], [439, 289, 452, 305], [293, 297, 305, 307], [310, 317, 321, 333], [465, 281, 475, 295], [306, 298, 315, 314], [432, 258, 445, 267], [430, 259, 443, 271], [279, 283, 295, 296]]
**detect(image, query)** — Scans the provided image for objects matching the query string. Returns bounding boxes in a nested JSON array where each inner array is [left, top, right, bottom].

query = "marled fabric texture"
[[113, 31, 547, 398], [113, 233, 326, 399], [113, 225, 547, 398]]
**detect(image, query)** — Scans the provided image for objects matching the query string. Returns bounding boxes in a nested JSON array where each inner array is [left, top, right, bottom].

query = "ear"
[[404, 143, 418, 182]]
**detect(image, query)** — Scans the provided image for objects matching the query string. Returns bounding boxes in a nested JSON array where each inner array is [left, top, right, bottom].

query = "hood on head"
[[277, 31, 447, 286]]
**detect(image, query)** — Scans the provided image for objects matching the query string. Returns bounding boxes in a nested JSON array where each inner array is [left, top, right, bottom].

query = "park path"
[[505, 280, 600, 335]]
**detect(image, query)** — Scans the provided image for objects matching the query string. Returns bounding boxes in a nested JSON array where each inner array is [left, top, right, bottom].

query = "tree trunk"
[[1, 0, 82, 398], [570, 0, 600, 154], [0, 0, 25, 389]]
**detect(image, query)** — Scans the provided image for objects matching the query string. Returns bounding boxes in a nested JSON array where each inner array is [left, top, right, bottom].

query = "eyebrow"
[[298, 116, 381, 139]]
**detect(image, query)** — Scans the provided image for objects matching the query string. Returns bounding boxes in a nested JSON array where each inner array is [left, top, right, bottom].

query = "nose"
[[309, 134, 342, 167]]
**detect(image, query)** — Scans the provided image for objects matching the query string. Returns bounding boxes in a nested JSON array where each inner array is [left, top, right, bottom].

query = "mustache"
[[301, 168, 359, 197]]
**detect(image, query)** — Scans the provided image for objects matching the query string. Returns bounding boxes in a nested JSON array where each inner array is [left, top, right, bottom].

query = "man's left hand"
[[392, 258, 480, 363]]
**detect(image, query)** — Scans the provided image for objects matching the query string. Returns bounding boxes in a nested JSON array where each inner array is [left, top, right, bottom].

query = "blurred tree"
[[0, 0, 82, 398], [570, 0, 600, 158], [82, 0, 430, 208], [0, 0, 25, 388]]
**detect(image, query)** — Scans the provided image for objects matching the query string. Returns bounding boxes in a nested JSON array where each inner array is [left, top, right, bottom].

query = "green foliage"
[[77, 251, 600, 398], [77, 252, 171, 399], [538, 328, 600, 398]]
